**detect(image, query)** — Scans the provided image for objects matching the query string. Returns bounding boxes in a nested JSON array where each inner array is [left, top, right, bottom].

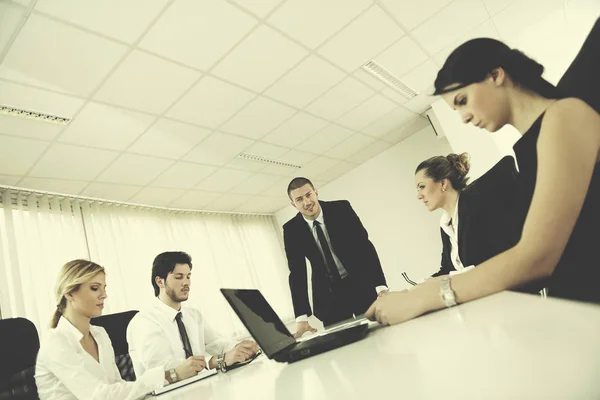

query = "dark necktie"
[[175, 312, 193, 359], [313, 220, 341, 283]]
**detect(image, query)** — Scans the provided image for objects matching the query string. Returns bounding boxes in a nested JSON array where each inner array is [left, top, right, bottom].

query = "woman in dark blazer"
[[416, 153, 530, 287]]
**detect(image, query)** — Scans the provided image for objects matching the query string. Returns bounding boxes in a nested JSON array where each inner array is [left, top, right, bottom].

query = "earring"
[[442, 187, 446, 192]]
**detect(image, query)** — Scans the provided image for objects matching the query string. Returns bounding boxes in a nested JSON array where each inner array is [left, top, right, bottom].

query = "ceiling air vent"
[[237, 153, 302, 169], [0, 105, 72, 125], [362, 60, 418, 99]]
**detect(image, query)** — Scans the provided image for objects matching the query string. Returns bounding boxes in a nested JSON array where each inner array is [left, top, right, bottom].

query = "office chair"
[[0, 318, 40, 400], [90, 310, 138, 382]]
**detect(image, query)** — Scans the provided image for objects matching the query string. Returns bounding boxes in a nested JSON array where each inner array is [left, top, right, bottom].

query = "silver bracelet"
[[216, 352, 226, 373], [439, 277, 457, 307]]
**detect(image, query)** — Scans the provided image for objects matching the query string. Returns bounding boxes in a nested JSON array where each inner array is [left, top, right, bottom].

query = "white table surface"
[[152, 292, 600, 400]]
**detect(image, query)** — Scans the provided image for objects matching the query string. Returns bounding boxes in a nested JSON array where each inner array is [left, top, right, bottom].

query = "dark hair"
[[434, 38, 561, 99], [416, 152, 471, 191], [287, 177, 315, 200], [151, 251, 192, 296]]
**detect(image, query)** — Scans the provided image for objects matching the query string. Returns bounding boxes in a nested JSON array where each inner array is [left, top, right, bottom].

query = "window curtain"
[[0, 188, 292, 337]]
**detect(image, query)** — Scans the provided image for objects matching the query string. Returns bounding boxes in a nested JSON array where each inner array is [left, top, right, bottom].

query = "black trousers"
[[321, 274, 376, 327]]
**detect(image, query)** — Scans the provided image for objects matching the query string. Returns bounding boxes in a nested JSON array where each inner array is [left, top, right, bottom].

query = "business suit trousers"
[[321, 274, 375, 327]]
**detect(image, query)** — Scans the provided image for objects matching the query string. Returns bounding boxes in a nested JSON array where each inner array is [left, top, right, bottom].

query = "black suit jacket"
[[283, 200, 386, 320], [432, 156, 522, 276]]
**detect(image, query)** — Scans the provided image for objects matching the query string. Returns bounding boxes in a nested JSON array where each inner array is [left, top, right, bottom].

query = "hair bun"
[[504, 49, 544, 79], [446, 152, 470, 177]]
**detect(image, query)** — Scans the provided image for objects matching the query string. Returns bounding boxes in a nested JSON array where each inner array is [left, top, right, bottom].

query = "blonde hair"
[[50, 259, 105, 328]]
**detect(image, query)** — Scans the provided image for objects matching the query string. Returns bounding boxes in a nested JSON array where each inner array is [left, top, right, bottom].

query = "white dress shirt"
[[35, 316, 164, 400], [296, 208, 388, 322], [127, 297, 234, 377], [439, 196, 475, 275]]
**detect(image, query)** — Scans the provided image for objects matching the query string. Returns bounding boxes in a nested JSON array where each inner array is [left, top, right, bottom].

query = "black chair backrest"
[[557, 18, 600, 113], [90, 310, 138, 381], [0, 318, 40, 399]]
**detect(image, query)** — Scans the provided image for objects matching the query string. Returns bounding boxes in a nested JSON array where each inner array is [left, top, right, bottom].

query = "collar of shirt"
[[56, 315, 103, 342], [440, 195, 460, 235], [303, 205, 324, 228], [153, 296, 181, 322]]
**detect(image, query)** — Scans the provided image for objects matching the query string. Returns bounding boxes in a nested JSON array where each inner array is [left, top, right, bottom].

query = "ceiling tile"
[[313, 160, 357, 181], [221, 97, 296, 140], [244, 142, 290, 159], [94, 50, 201, 115], [403, 89, 436, 113], [230, 0, 283, 18], [492, 0, 563, 42], [231, 173, 283, 195], [280, 149, 317, 165], [482, 0, 520, 17], [169, 190, 221, 210], [0, 81, 84, 118], [234, 196, 288, 213], [29, 143, 117, 180], [264, 55, 346, 108], [326, 133, 375, 160], [400, 59, 440, 93], [151, 162, 217, 189], [80, 182, 142, 202], [195, 168, 253, 192], [305, 77, 375, 120], [59, 102, 155, 150], [18, 177, 88, 194], [261, 112, 329, 147], [379, 0, 452, 31], [129, 187, 187, 207], [294, 156, 340, 178], [383, 115, 430, 144], [139, 0, 257, 70], [128, 118, 211, 159], [347, 140, 391, 163], [260, 163, 305, 177], [0, 175, 21, 186], [0, 14, 128, 96], [380, 87, 411, 104], [97, 153, 173, 185], [268, 0, 371, 48], [225, 158, 266, 172], [184, 132, 253, 166], [336, 94, 397, 131], [412, 0, 489, 54], [362, 107, 417, 138], [206, 193, 253, 212], [0, 135, 48, 175], [295, 124, 354, 154], [0, 115, 64, 140], [262, 176, 293, 196], [318, 5, 405, 72], [0, 3, 24, 56], [373, 36, 429, 78], [33, 0, 168, 43], [433, 20, 500, 66], [353, 69, 387, 91], [167, 76, 256, 129], [212, 25, 308, 92]]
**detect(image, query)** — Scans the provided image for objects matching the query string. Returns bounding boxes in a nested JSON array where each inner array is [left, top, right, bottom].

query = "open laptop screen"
[[221, 289, 296, 357]]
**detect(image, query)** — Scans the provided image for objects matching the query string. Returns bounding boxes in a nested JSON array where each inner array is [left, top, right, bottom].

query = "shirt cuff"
[[141, 365, 167, 390], [449, 265, 475, 275], [375, 285, 389, 295], [295, 314, 309, 322]]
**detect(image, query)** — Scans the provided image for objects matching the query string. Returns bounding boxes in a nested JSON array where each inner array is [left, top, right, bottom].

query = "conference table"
[[152, 292, 600, 399]]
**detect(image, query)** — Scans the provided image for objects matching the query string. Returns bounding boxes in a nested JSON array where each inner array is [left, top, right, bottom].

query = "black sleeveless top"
[[513, 112, 600, 303]]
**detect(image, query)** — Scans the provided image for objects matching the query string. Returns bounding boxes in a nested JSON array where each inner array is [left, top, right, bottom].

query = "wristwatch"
[[168, 368, 178, 383], [439, 277, 457, 307], [216, 352, 227, 373]]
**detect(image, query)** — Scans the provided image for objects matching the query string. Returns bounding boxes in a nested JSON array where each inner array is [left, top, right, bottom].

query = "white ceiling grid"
[[0, 0, 596, 213]]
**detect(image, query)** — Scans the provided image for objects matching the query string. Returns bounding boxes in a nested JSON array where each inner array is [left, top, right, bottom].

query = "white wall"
[[275, 125, 453, 296]]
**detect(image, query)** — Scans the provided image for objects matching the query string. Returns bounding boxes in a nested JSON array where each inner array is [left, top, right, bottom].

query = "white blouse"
[[440, 196, 475, 275], [35, 316, 165, 400]]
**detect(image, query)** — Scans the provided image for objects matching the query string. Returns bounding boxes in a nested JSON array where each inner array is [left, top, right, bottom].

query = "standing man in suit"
[[283, 177, 388, 338]]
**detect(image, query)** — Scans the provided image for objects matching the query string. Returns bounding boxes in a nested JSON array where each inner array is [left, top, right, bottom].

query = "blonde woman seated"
[[35, 260, 205, 400]]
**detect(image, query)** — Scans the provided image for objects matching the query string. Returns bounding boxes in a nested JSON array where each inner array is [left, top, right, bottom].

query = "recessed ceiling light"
[[0, 105, 71, 125], [237, 152, 302, 169], [362, 60, 418, 99]]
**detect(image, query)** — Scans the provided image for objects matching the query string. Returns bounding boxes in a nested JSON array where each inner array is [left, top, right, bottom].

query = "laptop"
[[220, 288, 369, 363]]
